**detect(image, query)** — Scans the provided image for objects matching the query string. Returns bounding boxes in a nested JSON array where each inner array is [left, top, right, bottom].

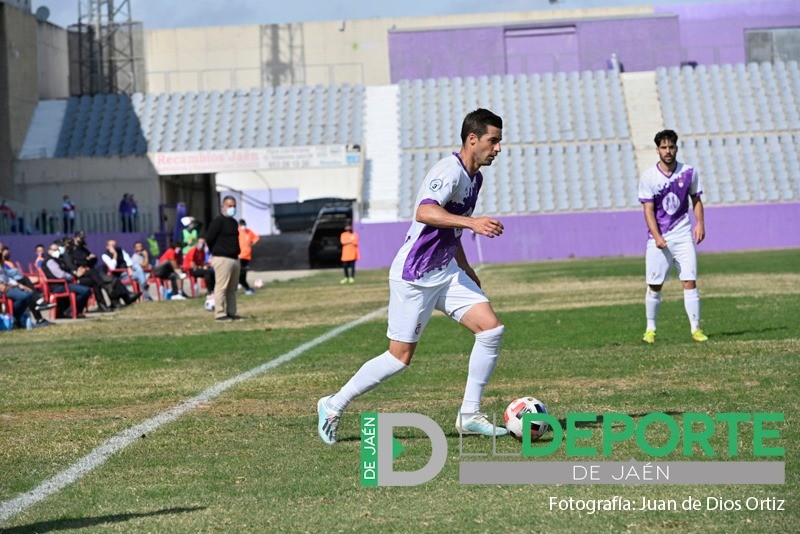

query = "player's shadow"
[[712, 326, 788, 338], [1, 506, 206, 533]]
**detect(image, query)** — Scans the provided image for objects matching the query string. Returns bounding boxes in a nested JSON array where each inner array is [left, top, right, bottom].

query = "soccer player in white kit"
[[317, 109, 508, 445], [638, 129, 708, 343]]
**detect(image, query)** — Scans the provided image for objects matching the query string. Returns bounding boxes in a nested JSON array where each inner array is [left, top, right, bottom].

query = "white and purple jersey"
[[638, 162, 702, 239], [389, 153, 482, 286]]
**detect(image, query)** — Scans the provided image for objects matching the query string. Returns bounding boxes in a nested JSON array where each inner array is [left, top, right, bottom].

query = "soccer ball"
[[253, 278, 264, 289], [204, 299, 215, 312], [504, 397, 549, 442]]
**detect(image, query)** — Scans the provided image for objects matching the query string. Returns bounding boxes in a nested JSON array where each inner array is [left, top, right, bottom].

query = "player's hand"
[[654, 235, 667, 249], [471, 217, 504, 238], [76, 266, 87, 277], [693, 224, 705, 245]]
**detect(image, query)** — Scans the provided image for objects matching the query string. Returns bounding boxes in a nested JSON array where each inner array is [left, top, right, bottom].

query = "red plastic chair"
[[143, 267, 164, 301], [0, 294, 14, 316], [187, 271, 207, 297], [36, 268, 78, 319]]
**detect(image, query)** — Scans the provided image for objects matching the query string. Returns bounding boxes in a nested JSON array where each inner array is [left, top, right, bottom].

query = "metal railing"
[[0, 210, 155, 236]]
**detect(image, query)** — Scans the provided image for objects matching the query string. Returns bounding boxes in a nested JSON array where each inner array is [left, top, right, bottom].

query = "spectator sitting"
[[101, 239, 145, 302], [131, 241, 154, 300], [0, 252, 54, 328], [64, 234, 139, 309], [1, 271, 33, 328], [183, 237, 215, 305], [153, 240, 189, 300], [41, 242, 91, 319], [3, 246, 40, 289], [34, 244, 46, 268]]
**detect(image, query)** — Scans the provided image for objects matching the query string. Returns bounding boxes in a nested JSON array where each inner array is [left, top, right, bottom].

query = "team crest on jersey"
[[429, 179, 443, 192], [662, 192, 680, 215], [678, 180, 684, 188]]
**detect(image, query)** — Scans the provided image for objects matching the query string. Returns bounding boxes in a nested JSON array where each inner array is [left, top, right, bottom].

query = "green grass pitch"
[[1, 249, 798, 531]]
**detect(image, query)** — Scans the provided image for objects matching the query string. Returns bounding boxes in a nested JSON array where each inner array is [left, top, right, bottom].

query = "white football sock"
[[645, 288, 661, 331], [684, 288, 701, 331], [460, 325, 505, 414], [328, 351, 407, 414]]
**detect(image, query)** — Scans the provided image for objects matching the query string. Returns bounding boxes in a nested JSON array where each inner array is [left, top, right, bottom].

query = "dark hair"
[[133, 241, 143, 247], [170, 240, 182, 248], [222, 195, 236, 204], [460, 108, 503, 144], [35, 243, 44, 249], [239, 219, 247, 225], [654, 129, 679, 146]]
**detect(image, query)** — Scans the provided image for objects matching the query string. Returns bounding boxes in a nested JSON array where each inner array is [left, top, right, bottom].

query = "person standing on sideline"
[[206, 196, 242, 321], [638, 129, 707, 344], [238, 219, 259, 295], [339, 223, 359, 284], [62, 195, 76, 234], [181, 216, 199, 254], [317, 109, 508, 445]]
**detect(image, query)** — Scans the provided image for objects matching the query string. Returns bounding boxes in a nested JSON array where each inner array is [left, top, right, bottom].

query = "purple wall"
[[654, 0, 800, 65], [575, 16, 682, 73], [390, 26, 506, 80], [355, 203, 800, 269], [388, 1, 799, 81], [0, 233, 150, 269]]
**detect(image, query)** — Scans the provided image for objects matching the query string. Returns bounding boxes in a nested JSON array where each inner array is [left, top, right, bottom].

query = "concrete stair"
[[621, 71, 665, 176]]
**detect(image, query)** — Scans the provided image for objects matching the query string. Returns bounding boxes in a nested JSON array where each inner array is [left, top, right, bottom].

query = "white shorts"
[[386, 270, 489, 343], [645, 233, 698, 285]]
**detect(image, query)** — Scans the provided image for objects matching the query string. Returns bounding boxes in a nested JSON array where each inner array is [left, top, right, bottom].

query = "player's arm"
[[416, 203, 503, 238], [691, 194, 705, 245], [454, 240, 481, 288], [642, 202, 667, 249]]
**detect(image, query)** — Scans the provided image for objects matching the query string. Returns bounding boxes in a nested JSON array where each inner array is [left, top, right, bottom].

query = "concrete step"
[[621, 71, 665, 176]]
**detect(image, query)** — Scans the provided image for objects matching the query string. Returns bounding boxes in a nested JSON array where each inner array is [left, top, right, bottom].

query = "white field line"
[[0, 306, 388, 524]]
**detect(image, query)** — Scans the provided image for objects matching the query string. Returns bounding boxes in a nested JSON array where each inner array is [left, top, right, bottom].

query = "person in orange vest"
[[339, 223, 359, 284], [238, 219, 260, 295]]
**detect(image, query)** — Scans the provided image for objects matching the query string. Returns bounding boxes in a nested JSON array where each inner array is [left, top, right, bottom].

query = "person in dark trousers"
[[238, 219, 259, 295], [206, 196, 242, 321]]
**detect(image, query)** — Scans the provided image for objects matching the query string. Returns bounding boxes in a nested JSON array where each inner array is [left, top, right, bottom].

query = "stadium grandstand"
[[0, 0, 798, 272]]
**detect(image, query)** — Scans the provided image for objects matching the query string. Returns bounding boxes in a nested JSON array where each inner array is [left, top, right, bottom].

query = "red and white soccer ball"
[[504, 397, 549, 442]]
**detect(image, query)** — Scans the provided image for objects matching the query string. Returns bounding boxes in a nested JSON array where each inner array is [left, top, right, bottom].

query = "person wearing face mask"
[[66, 233, 138, 309], [205, 196, 242, 321], [154, 240, 189, 300], [41, 242, 91, 318]]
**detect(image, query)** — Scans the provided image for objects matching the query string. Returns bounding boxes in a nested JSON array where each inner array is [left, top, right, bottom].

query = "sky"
[[31, 0, 735, 30]]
